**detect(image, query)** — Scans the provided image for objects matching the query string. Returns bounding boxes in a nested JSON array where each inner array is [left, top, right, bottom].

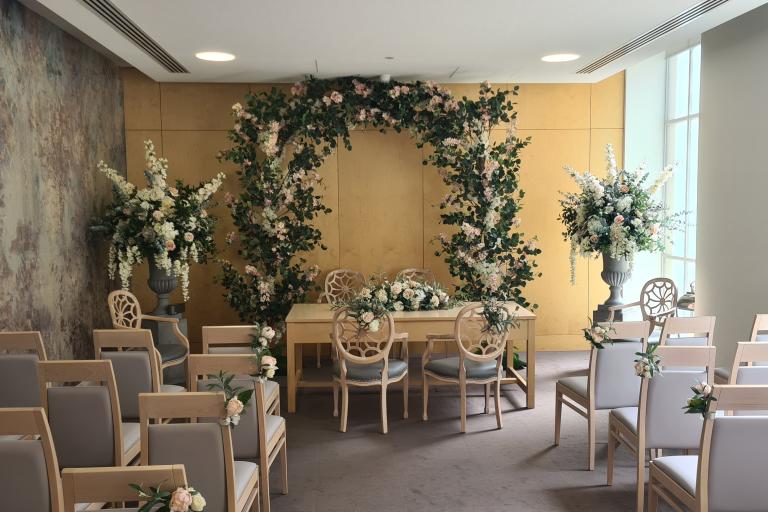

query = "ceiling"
[[20, 0, 768, 83]]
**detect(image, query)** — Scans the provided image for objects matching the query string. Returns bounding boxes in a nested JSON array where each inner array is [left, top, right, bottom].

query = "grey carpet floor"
[[268, 351, 674, 512]]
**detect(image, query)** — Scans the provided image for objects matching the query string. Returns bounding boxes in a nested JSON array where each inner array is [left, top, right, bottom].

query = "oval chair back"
[[453, 303, 512, 367], [107, 290, 142, 329], [332, 308, 396, 366], [639, 278, 678, 331], [323, 270, 364, 305], [591, 321, 649, 410]]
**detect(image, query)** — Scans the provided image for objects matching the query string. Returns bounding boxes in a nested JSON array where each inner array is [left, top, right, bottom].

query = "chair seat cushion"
[[160, 384, 187, 393], [333, 359, 408, 381], [652, 455, 698, 496], [424, 357, 498, 380], [122, 422, 140, 457], [715, 367, 730, 382], [557, 376, 588, 398], [611, 407, 638, 434], [157, 344, 187, 363], [234, 460, 258, 503]]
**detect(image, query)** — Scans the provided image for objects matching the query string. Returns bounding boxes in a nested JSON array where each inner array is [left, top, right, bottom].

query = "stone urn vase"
[[147, 260, 178, 315], [593, 253, 631, 323]]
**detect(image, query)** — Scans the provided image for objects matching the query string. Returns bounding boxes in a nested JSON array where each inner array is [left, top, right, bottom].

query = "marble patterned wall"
[[0, 0, 125, 358]]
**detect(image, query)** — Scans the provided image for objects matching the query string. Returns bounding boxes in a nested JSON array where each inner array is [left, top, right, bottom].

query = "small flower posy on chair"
[[206, 371, 254, 427], [334, 292, 389, 332], [480, 298, 517, 335], [131, 482, 206, 512], [684, 381, 716, 418], [250, 322, 279, 379], [634, 344, 662, 378], [583, 320, 614, 349]]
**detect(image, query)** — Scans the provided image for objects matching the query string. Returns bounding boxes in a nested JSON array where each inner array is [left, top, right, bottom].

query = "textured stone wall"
[[0, 0, 125, 358]]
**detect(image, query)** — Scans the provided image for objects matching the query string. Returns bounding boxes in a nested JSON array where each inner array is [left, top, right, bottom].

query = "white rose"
[[367, 319, 380, 332], [230, 414, 241, 426], [184, 232, 194, 242], [261, 326, 275, 339], [360, 287, 372, 298], [393, 301, 404, 311], [391, 283, 403, 295], [375, 289, 388, 302], [266, 368, 276, 378], [410, 300, 420, 310], [402, 289, 415, 300], [258, 337, 268, 347], [430, 295, 439, 307], [361, 311, 374, 323], [191, 493, 206, 512]]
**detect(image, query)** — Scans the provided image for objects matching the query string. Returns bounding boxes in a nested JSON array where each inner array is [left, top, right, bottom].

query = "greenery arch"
[[218, 77, 541, 337]]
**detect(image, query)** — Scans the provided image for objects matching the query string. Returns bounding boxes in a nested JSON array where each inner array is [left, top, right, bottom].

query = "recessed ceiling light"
[[541, 53, 580, 63], [195, 51, 236, 62], [385, 56, 395, 60]]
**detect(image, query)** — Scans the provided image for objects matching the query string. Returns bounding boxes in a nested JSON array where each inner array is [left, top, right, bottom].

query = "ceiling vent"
[[577, 0, 730, 74], [79, 0, 189, 73]]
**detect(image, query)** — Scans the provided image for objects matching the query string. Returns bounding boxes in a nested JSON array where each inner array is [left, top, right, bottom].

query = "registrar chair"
[[315, 269, 365, 368], [607, 345, 716, 511], [607, 278, 678, 336], [422, 303, 514, 433], [201, 325, 280, 414], [139, 391, 260, 512], [715, 314, 768, 383], [0, 407, 63, 512], [108, 290, 189, 370], [332, 308, 409, 434], [188, 354, 287, 512], [554, 320, 650, 470], [648, 385, 768, 511]]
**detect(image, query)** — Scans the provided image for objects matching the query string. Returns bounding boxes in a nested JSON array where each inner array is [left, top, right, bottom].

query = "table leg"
[[287, 340, 297, 413], [526, 319, 536, 409]]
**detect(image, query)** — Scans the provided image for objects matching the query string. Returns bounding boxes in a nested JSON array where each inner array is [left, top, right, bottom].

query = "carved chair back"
[[453, 303, 512, 364], [323, 269, 364, 305], [332, 308, 395, 365], [108, 290, 143, 329], [639, 278, 678, 330]]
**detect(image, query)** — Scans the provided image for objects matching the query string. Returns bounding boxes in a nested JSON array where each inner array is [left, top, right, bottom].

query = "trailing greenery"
[[219, 77, 541, 347]]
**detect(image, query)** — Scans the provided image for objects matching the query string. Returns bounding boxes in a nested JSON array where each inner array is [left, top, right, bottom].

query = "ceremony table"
[[285, 302, 536, 413]]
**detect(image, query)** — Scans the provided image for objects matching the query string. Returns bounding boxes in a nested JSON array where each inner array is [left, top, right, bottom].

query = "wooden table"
[[285, 302, 536, 413]]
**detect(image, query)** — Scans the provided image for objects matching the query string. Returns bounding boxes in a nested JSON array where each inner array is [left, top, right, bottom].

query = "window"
[[663, 45, 700, 294]]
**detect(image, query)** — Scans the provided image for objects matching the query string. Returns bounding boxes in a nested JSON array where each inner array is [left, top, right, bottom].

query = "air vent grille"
[[577, 0, 730, 74], [79, 0, 189, 73]]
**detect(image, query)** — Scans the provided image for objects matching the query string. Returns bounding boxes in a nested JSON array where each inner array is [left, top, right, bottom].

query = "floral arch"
[[218, 77, 541, 334]]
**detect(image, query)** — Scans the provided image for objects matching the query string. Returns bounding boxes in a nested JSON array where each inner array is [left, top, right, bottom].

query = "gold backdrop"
[[121, 70, 625, 351]]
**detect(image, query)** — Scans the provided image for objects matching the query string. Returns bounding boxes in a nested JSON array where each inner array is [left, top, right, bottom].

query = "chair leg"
[[260, 457, 271, 512], [280, 440, 288, 495], [647, 471, 659, 512], [494, 378, 502, 429], [554, 391, 563, 445], [636, 453, 645, 512], [460, 381, 467, 433], [340, 383, 349, 433], [380, 384, 388, 434], [588, 410, 596, 471], [484, 383, 490, 414], [402, 374, 409, 419], [316, 344, 322, 368], [607, 426, 616, 485], [332, 380, 339, 418], [422, 376, 429, 421]]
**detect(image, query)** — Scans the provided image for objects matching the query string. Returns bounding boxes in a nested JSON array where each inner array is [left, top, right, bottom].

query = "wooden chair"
[[648, 385, 768, 511], [422, 303, 513, 433], [94, 329, 187, 423], [201, 325, 280, 414], [658, 316, 716, 346], [107, 290, 189, 370], [62, 465, 187, 512], [715, 314, 768, 383], [37, 359, 139, 468], [188, 354, 287, 512], [395, 268, 435, 283], [139, 391, 260, 512], [607, 278, 678, 335], [607, 345, 716, 511], [0, 407, 63, 512], [314, 269, 365, 368], [554, 320, 650, 470], [725, 342, 768, 390], [331, 308, 408, 434], [0, 332, 48, 429]]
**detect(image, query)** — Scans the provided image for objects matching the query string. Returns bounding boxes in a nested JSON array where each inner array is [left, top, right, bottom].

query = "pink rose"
[[245, 265, 258, 276], [169, 487, 193, 512], [165, 240, 176, 251], [226, 397, 244, 417], [620, 185, 629, 193], [614, 215, 625, 224]]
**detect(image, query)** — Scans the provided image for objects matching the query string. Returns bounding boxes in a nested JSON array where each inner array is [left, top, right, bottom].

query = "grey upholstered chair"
[[201, 325, 280, 414], [422, 302, 513, 433], [648, 385, 768, 511], [0, 407, 63, 512], [94, 329, 186, 423], [331, 308, 408, 434], [715, 314, 768, 383], [658, 315, 716, 347], [607, 345, 716, 511], [188, 354, 287, 512], [554, 320, 650, 470], [139, 391, 260, 512], [38, 359, 138, 468], [0, 331, 47, 441]]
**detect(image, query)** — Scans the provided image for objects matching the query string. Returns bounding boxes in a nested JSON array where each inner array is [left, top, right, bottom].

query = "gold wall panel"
[[125, 130, 161, 181], [160, 83, 250, 131], [120, 69, 161, 130], [590, 72, 626, 129], [516, 83, 591, 130]]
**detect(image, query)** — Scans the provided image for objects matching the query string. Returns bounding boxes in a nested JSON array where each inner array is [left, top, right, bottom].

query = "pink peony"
[[226, 397, 244, 417], [165, 240, 176, 251], [169, 488, 193, 512], [614, 215, 625, 224]]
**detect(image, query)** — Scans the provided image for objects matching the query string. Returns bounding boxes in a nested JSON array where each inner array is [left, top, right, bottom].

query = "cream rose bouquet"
[[206, 371, 254, 427], [132, 482, 206, 511], [362, 279, 453, 312], [250, 322, 279, 379], [94, 139, 225, 301], [684, 381, 716, 418]]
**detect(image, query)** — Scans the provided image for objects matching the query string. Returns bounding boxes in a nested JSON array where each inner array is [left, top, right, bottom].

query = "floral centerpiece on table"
[[363, 278, 454, 312], [206, 371, 254, 427], [250, 322, 279, 379], [684, 382, 716, 418], [559, 144, 682, 283], [131, 483, 206, 511], [94, 140, 225, 301]]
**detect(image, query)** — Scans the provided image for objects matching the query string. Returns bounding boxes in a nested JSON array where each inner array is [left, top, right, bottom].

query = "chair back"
[[395, 268, 435, 283], [639, 278, 678, 330], [140, 392, 236, 512], [640, 346, 715, 449], [749, 314, 768, 341], [332, 308, 395, 365], [202, 325, 255, 354], [0, 332, 47, 408], [37, 360, 122, 469], [62, 465, 187, 511], [0, 408, 63, 512], [454, 303, 513, 363], [324, 269, 364, 305], [94, 329, 161, 421], [107, 290, 143, 329], [728, 342, 768, 415], [659, 315, 716, 346], [590, 320, 649, 410], [698, 385, 768, 511]]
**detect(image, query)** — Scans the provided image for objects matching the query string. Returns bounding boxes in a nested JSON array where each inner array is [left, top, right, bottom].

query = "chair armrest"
[[648, 307, 677, 322], [606, 301, 641, 322], [141, 315, 190, 353]]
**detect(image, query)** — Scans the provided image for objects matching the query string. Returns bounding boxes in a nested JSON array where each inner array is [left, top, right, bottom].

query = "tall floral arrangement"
[[559, 144, 682, 283], [219, 77, 541, 347], [95, 140, 225, 300]]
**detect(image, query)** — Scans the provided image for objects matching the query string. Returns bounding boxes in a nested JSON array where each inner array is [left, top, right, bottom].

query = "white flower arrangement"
[[132, 483, 206, 511], [250, 323, 279, 379], [206, 371, 254, 428], [559, 144, 683, 283], [365, 278, 454, 312], [685, 381, 716, 418], [634, 344, 662, 378], [95, 140, 225, 301]]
